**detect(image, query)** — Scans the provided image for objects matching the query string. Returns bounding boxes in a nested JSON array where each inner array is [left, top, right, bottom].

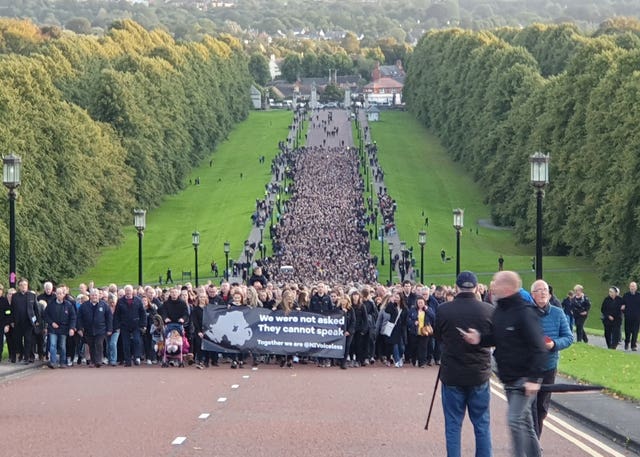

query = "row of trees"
[[6, 0, 640, 44], [0, 18, 251, 283], [404, 19, 640, 283]]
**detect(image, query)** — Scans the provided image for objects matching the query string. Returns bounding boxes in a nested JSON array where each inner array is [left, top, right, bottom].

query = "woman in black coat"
[[601, 287, 624, 349], [339, 297, 356, 369], [384, 290, 408, 368]]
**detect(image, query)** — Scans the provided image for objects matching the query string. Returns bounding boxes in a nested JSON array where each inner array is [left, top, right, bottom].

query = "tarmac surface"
[[0, 359, 636, 457]]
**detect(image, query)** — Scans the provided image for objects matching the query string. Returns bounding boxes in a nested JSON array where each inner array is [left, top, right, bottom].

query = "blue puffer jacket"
[[537, 303, 573, 371]]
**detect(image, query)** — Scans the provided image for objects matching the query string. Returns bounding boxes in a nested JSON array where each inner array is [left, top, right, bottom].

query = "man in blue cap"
[[434, 271, 494, 457]]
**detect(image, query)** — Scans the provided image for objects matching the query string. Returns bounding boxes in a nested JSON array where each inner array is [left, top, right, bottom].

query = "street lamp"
[[418, 230, 427, 284], [453, 208, 464, 277], [400, 241, 407, 282], [530, 152, 550, 280], [258, 222, 265, 258], [388, 242, 393, 285], [192, 231, 200, 287], [3, 153, 21, 287], [133, 209, 146, 286], [223, 241, 230, 281], [380, 226, 385, 266]]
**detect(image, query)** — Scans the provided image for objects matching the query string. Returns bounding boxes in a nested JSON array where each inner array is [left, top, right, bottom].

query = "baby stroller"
[[161, 323, 190, 367]]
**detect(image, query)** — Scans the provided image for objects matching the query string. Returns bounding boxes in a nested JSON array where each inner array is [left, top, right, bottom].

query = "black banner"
[[202, 305, 346, 358]]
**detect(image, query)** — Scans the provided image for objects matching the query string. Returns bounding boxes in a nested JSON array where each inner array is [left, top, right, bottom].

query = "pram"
[[161, 323, 190, 368]]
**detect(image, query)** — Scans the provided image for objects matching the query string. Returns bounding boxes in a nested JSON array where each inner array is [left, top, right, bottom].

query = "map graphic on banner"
[[202, 305, 345, 358]]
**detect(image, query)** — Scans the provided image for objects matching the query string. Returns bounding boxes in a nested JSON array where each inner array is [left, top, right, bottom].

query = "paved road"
[[0, 363, 634, 457]]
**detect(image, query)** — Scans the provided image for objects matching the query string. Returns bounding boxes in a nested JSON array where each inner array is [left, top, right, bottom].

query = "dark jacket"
[[309, 293, 332, 314], [0, 295, 13, 327], [435, 292, 494, 386], [601, 295, 624, 324], [44, 299, 77, 335], [408, 306, 435, 337], [384, 303, 407, 345], [78, 300, 113, 336], [11, 290, 39, 326], [191, 305, 206, 335], [480, 292, 547, 384], [342, 307, 356, 335], [114, 296, 146, 331], [353, 303, 369, 334], [622, 292, 640, 320], [161, 298, 189, 324], [571, 295, 591, 319]]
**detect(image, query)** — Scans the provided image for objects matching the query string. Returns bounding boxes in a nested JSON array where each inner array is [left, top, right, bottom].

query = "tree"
[[280, 53, 302, 82], [248, 53, 270, 85], [341, 31, 360, 54], [65, 17, 92, 35], [321, 83, 343, 102]]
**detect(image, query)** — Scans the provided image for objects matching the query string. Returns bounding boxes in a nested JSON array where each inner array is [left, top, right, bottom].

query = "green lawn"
[[369, 111, 608, 329], [559, 344, 640, 400], [72, 110, 292, 287]]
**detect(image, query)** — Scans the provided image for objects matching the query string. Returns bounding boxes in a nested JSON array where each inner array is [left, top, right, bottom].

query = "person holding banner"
[[339, 297, 356, 369]]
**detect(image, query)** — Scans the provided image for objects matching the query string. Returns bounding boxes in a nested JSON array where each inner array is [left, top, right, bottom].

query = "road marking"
[[198, 413, 210, 419], [489, 380, 626, 457], [242, 375, 250, 379], [231, 384, 239, 389], [217, 397, 227, 403], [171, 437, 186, 445]]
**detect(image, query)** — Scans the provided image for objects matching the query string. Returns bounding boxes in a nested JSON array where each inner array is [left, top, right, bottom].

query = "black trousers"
[[85, 334, 106, 366], [603, 321, 621, 349], [574, 316, 588, 343], [624, 318, 639, 348], [13, 322, 34, 361], [533, 368, 557, 437]]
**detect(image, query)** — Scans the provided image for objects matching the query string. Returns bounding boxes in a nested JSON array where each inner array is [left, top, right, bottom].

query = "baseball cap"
[[456, 271, 478, 289]]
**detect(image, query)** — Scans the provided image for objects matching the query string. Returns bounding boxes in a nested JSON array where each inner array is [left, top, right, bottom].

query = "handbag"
[[419, 324, 433, 336], [381, 308, 402, 337]]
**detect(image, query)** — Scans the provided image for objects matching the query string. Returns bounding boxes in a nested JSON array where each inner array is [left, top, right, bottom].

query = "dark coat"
[[571, 295, 591, 319], [0, 295, 14, 327], [78, 300, 113, 336], [342, 307, 356, 335], [161, 298, 189, 324], [435, 292, 493, 386], [11, 290, 39, 326], [408, 306, 436, 337], [309, 293, 332, 314], [480, 292, 547, 384], [114, 296, 146, 331], [384, 303, 407, 345], [44, 299, 77, 335], [622, 292, 640, 320], [353, 303, 369, 334], [601, 295, 624, 324]]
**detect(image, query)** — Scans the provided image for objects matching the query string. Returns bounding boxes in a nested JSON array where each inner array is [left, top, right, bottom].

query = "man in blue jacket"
[[530, 279, 573, 437], [78, 289, 113, 368], [44, 288, 77, 369], [115, 285, 146, 366]]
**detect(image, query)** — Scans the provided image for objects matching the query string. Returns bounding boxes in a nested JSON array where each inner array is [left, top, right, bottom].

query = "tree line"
[[0, 18, 251, 284], [404, 18, 640, 283]]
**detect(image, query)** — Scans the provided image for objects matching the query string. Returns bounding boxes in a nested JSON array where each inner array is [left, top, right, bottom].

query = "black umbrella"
[[505, 383, 604, 393]]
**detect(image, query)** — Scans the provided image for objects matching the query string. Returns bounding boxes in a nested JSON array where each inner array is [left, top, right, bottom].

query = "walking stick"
[[424, 365, 441, 430]]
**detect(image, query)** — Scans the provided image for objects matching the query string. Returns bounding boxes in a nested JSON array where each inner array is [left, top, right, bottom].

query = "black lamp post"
[[380, 225, 385, 266], [400, 241, 407, 282], [3, 153, 21, 288], [418, 230, 426, 284], [224, 241, 230, 281], [388, 242, 393, 285], [453, 208, 464, 277], [133, 209, 146, 286], [258, 222, 265, 258], [531, 152, 550, 280], [192, 231, 200, 287]]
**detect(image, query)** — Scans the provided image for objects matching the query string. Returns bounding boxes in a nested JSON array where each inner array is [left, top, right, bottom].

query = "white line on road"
[[217, 397, 227, 402], [242, 375, 250, 379], [198, 413, 210, 419], [171, 437, 186, 445], [231, 384, 239, 389]]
